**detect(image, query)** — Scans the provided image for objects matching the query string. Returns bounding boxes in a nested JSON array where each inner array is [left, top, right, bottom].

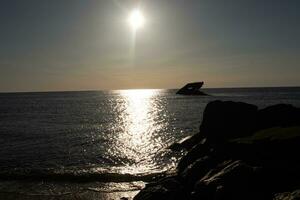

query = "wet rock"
[[200, 101, 258, 143], [133, 177, 186, 200], [180, 156, 218, 190], [191, 160, 267, 200], [274, 190, 300, 200], [169, 135, 204, 152], [177, 142, 212, 173]]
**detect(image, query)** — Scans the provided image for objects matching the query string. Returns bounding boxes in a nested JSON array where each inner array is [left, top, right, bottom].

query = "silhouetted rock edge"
[[133, 100, 300, 200]]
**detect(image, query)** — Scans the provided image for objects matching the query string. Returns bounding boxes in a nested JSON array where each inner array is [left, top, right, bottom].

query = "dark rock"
[[177, 142, 212, 173], [168, 143, 183, 152], [257, 104, 300, 130], [134, 101, 300, 200], [180, 156, 218, 190], [169, 135, 205, 151], [191, 160, 267, 200], [274, 190, 300, 200], [200, 100, 258, 143], [228, 126, 300, 162], [133, 177, 187, 200], [217, 129, 300, 193]]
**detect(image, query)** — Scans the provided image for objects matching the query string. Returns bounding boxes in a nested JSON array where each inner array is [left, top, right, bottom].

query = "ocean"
[[0, 87, 300, 199]]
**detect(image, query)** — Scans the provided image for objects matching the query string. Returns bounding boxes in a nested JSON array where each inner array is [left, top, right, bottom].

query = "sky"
[[0, 0, 299, 92]]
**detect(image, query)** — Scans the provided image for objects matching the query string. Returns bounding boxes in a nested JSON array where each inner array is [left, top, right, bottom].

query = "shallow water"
[[0, 87, 300, 198], [0, 180, 141, 200]]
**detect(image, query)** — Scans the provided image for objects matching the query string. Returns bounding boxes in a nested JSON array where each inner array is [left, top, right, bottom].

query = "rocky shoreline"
[[133, 100, 300, 200]]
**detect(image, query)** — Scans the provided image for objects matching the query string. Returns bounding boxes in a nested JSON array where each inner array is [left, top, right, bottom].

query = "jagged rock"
[[180, 156, 218, 190], [191, 160, 267, 200], [177, 142, 212, 173], [168, 135, 205, 151], [133, 177, 186, 200], [135, 101, 300, 200], [200, 101, 258, 143], [274, 190, 300, 200]]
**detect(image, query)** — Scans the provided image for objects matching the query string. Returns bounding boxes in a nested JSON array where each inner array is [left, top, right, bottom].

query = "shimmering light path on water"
[[105, 89, 178, 174]]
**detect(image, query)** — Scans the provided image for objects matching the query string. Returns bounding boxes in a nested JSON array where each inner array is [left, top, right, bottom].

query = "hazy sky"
[[0, 0, 299, 92]]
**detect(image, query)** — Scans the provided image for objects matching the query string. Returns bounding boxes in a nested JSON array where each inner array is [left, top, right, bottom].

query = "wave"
[[0, 168, 172, 183]]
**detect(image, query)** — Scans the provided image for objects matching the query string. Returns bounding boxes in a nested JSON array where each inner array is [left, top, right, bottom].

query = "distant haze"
[[0, 0, 300, 92]]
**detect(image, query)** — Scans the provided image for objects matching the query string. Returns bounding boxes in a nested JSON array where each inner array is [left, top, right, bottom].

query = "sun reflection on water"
[[110, 89, 171, 174], [120, 89, 157, 146]]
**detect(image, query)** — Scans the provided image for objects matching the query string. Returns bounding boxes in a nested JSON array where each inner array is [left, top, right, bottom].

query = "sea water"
[[0, 87, 300, 199]]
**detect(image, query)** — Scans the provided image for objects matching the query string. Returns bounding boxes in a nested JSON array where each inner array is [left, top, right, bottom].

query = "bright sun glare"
[[128, 9, 145, 31]]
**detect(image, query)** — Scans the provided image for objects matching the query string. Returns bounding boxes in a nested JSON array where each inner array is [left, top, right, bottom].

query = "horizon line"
[[1, 85, 300, 94]]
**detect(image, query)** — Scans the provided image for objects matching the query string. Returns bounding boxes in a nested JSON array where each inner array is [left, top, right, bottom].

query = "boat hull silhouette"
[[176, 82, 208, 95]]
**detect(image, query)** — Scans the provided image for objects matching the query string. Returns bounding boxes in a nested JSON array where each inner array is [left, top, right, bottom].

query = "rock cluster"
[[134, 101, 300, 200]]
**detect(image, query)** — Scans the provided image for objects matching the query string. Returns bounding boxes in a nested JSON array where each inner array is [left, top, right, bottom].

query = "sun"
[[128, 9, 145, 31]]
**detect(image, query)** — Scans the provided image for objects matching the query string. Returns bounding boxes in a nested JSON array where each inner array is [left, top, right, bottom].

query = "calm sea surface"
[[0, 87, 300, 198]]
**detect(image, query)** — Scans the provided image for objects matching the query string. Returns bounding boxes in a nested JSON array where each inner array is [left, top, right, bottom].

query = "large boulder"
[[199, 101, 258, 143], [228, 126, 300, 162], [228, 127, 300, 191], [169, 102, 300, 152], [257, 104, 300, 130]]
